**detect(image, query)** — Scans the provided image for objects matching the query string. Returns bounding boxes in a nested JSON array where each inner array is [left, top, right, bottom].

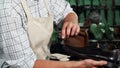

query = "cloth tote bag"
[[21, 0, 53, 59]]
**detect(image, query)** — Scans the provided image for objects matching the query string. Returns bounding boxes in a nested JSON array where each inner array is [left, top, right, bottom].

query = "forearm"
[[33, 60, 79, 68], [63, 12, 78, 24], [34, 59, 107, 68]]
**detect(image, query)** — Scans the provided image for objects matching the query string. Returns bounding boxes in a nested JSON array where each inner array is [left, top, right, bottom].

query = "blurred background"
[[66, 0, 120, 26]]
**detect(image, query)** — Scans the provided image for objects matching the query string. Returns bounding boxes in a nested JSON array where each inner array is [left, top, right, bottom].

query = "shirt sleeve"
[[50, 0, 76, 24], [0, 59, 9, 68], [0, 59, 6, 68], [0, 55, 37, 68]]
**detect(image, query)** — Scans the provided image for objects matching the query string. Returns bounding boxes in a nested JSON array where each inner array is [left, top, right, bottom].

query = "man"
[[0, 0, 107, 68]]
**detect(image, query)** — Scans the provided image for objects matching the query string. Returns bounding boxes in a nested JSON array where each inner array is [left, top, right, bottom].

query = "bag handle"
[[21, 0, 31, 19], [44, 0, 51, 16], [21, 0, 51, 19]]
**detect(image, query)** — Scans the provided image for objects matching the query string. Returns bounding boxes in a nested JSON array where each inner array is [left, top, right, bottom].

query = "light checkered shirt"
[[0, 0, 74, 68]]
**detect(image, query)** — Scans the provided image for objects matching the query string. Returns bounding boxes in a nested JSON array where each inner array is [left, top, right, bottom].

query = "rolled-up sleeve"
[[0, 54, 37, 68], [50, 0, 76, 24], [0, 59, 10, 68], [0, 59, 6, 68]]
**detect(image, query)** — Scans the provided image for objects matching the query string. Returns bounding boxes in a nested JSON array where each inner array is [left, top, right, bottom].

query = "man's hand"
[[62, 21, 80, 39], [61, 13, 80, 39], [75, 59, 107, 68], [34, 59, 107, 68]]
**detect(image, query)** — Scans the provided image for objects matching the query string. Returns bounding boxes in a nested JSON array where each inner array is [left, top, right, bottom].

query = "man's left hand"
[[61, 13, 80, 39], [61, 21, 80, 39]]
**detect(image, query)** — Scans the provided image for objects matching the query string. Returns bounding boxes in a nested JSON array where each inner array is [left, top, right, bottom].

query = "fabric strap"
[[21, 0, 51, 19]]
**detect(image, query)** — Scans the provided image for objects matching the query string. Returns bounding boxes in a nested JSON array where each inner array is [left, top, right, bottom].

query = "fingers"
[[71, 25, 77, 36], [75, 25, 80, 35], [61, 22, 80, 39], [91, 60, 107, 66], [61, 22, 68, 39], [66, 22, 72, 37], [83, 59, 107, 68]]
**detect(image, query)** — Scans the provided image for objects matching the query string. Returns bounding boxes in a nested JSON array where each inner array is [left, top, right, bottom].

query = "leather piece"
[[64, 29, 88, 48]]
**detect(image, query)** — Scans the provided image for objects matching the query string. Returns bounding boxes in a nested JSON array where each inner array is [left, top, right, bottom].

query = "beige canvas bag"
[[21, 0, 53, 59]]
